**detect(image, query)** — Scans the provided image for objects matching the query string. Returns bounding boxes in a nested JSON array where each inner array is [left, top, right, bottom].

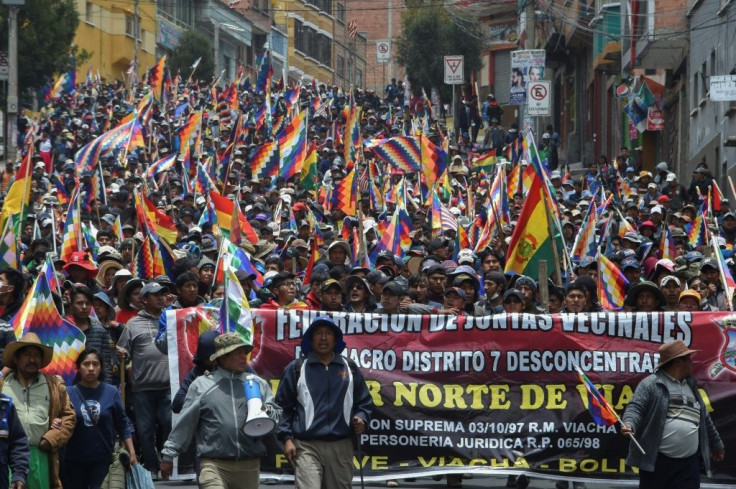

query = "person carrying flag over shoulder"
[[621, 340, 725, 489]]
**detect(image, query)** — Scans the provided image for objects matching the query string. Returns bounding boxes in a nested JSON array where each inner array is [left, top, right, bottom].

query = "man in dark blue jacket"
[[0, 392, 30, 489], [275, 316, 373, 489]]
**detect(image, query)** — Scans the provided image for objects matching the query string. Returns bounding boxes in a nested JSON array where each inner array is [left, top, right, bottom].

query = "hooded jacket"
[[275, 351, 372, 442], [162, 368, 280, 461]]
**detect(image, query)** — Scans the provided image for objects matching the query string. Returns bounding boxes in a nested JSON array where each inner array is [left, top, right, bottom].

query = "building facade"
[[73, 0, 157, 81], [273, 0, 366, 87], [687, 0, 736, 186]]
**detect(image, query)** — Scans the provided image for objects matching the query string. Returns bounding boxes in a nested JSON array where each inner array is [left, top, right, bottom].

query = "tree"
[[396, 1, 484, 102], [168, 30, 215, 83], [0, 0, 82, 93]]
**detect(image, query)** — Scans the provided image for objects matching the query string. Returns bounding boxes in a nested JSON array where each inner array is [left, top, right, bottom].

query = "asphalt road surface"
[[154, 473, 734, 488], [154, 473, 641, 488]]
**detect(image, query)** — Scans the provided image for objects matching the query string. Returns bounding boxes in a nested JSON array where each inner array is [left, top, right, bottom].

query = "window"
[[316, 34, 331, 66], [306, 0, 332, 14], [159, 0, 194, 26], [701, 61, 707, 99], [355, 68, 362, 87], [125, 15, 136, 37], [336, 55, 345, 76], [294, 20, 332, 66], [692, 73, 698, 110], [336, 3, 345, 22], [85, 1, 94, 23], [294, 19, 303, 52]]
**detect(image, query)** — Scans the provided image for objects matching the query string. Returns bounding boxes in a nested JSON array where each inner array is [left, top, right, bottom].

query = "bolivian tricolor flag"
[[301, 141, 318, 191], [0, 149, 33, 224], [504, 174, 560, 280], [141, 195, 179, 245], [209, 191, 259, 244]]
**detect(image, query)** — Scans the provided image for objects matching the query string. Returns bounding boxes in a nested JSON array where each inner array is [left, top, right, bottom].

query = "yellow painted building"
[[274, 0, 365, 87], [73, 0, 157, 82]]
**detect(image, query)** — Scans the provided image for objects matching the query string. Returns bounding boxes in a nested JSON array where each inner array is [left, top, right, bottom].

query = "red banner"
[[168, 309, 736, 484]]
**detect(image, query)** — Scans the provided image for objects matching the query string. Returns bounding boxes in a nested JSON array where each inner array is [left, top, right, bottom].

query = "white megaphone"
[[243, 375, 276, 437]]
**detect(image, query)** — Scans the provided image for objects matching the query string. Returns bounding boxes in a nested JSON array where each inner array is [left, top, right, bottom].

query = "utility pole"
[[134, 0, 140, 74], [4, 0, 24, 165], [387, 0, 392, 83], [213, 21, 220, 77], [522, 0, 536, 133]]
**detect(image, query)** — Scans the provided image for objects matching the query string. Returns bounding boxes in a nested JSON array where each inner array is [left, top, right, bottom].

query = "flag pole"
[[526, 130, 562, 285], [50, 204, 58, 254], [223, 254, 230, 334], [75, 184, 83, 253], [574, 365, 646, 455], [711, 233, 734, 311]]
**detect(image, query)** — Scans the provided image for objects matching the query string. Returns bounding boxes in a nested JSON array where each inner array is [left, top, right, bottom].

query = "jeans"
[[132, 389, 172, 473]]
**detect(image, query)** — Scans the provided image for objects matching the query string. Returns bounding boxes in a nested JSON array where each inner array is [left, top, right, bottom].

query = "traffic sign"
[[0, 52, 8, 80], [526, 81, 550, 116], [376, 40, 391, 63], [444, 56, 464, 85]]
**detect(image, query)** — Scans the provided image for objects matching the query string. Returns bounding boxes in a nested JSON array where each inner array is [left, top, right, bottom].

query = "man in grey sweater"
[[621, 340, 725, 489], [117, 282, 171, 479]]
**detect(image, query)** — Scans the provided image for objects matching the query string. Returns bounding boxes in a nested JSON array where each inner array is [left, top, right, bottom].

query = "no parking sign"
[[527, 81, 550, 116]]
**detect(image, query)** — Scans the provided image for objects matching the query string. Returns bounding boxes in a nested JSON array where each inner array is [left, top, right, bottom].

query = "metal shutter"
[[494, 50, 511, 105]]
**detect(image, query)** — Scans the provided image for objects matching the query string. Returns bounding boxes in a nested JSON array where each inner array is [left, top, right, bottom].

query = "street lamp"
[[213, 21, 245, 79], [3, 0, 24, 164]]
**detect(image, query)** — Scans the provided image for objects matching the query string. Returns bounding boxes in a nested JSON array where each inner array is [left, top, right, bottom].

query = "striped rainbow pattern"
[[278, 110, 307, 180], [596, 253, 629, 310], [12, 270, 86, 385], [372, 136, 423, 173], [251, 140, 280, 179]]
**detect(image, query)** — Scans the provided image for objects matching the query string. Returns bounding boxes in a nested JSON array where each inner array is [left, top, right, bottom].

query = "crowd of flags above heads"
[[12, 55, 736, 377]]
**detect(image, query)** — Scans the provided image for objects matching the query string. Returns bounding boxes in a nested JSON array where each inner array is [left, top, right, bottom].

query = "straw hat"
[[3, 332, 54, 369]]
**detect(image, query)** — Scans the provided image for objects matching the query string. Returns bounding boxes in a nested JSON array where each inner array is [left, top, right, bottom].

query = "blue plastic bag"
[[125, 464, 155, 489]]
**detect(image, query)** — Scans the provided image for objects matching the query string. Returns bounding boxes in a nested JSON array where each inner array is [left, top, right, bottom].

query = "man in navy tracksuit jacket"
[[275, 316, 373, 489]]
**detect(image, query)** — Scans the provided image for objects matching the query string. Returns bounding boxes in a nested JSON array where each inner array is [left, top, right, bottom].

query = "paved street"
[[154, 472, 735, 488], [154, 473, 641, 488]]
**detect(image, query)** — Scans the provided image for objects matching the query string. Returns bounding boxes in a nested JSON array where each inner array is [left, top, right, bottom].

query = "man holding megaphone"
[[275, 316, 373, 489], [159, 333, 281, 488]]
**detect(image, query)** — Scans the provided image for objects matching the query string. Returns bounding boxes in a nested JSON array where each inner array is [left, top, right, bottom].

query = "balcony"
[[623, 35, 688, 71], [621, 1, 688, 71]]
